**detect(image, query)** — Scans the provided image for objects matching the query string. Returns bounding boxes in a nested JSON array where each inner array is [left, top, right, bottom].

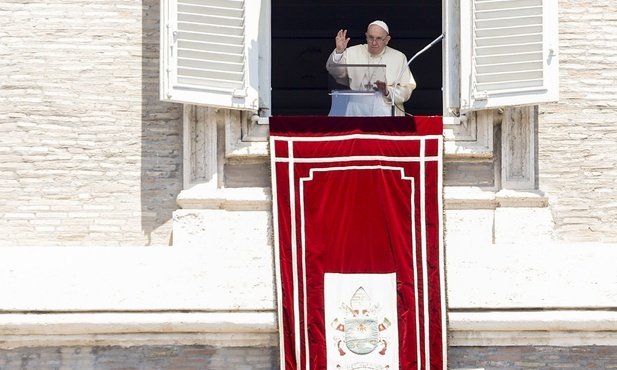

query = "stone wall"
[[2, 345, 616, 369], [449, 346, 617, 369], [0, 0, 183, 246], [0, 345, 278, 370], [538, 0, 617, 242], [2, 0, 616, 246]]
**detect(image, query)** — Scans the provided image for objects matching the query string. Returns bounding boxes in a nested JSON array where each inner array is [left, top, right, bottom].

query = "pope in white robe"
[[326, 20, 416, 117]]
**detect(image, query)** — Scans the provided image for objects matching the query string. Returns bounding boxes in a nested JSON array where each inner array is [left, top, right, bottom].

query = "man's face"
[[366, 25, 391, 56]]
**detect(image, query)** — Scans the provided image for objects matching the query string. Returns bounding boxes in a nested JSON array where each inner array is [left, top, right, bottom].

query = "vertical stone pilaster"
[[183, 105, 220, 190], [501, 106, 537, 190]]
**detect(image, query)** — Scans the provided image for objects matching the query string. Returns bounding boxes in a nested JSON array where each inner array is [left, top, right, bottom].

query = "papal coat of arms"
[[330, 286, 393, 362]]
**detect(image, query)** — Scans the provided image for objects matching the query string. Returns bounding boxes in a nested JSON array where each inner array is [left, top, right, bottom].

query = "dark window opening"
[[271, 0, 443, 116]]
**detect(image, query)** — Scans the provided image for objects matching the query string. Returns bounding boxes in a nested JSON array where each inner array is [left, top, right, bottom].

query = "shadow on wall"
[[140, 0, 184, 246]]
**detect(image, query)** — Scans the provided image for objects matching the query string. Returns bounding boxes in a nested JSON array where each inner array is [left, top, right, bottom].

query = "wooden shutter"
[[460, 0, 559, 110], [161, 0, 262, 111]]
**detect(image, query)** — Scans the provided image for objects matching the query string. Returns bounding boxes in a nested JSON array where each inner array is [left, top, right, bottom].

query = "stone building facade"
[[1, 0, 616, 368]]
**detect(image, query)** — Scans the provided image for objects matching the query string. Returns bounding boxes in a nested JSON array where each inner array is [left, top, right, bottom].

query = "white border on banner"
[[270, 133, 445, 370]]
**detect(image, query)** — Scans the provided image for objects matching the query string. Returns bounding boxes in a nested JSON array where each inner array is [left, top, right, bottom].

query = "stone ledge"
[[449, 310, 617, 346], [0, 333, 278, 350], [2, 310, 614, 349], [445, 186, 549, 209], [450, 310, 617, 331], [227, 140, 269, 159], [176, 185, 272, 210], [0, 312, 277, 335], [0, 312, 278, 349], [176, 185, 549, 211], [0, 333, 277, 350], [495, 189, 549, 208]]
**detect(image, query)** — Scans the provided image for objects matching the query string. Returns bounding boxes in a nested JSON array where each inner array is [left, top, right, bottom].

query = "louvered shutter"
[[460, 0, 559, 110], [161, 0, 261, 111]]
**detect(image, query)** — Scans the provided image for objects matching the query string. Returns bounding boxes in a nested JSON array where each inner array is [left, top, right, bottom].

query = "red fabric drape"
[[270, 116, 445, 370]]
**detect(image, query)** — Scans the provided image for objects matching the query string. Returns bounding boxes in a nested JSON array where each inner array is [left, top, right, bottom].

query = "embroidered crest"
[[331, 286, 392, 358]]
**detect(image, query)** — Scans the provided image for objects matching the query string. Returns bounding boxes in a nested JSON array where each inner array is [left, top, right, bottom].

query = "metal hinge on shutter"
[[473, 90, 488, 101], [232, 88, 248, 98]]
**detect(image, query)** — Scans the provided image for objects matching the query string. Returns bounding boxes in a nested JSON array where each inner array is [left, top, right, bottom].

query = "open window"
[[270, 0, 443, 116], [160, 0, 559, 117]]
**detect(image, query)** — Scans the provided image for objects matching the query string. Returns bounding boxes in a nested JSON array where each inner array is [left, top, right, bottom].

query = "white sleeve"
[[332, 51, 344, 63]]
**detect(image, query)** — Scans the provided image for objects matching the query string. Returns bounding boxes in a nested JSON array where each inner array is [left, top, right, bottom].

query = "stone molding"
[[0, 312, 277, 349], [449, 310, 617, 346], [1, 310, 614, 349]]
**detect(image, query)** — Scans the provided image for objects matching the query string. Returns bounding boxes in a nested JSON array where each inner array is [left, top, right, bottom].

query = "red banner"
[[270, 116, 445, 370]]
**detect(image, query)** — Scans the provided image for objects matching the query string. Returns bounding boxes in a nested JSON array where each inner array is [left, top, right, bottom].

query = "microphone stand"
[[391, 33, 445, 117]]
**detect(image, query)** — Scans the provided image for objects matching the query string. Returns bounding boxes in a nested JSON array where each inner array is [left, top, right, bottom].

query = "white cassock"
[[326, 44, 416, 116]]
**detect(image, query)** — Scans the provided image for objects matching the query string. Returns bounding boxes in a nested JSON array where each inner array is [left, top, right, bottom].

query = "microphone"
[[391, 33, 445, 116]]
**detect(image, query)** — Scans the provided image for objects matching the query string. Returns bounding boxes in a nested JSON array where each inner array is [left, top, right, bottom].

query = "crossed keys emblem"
[[330, 286, 392, 357]]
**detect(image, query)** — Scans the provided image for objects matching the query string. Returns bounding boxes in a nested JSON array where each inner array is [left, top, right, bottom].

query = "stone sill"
[[227, 140, 269, 159], [175, 185, 548, 211], [177, 185, 272, 210], [445, 186, 549, 210]]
